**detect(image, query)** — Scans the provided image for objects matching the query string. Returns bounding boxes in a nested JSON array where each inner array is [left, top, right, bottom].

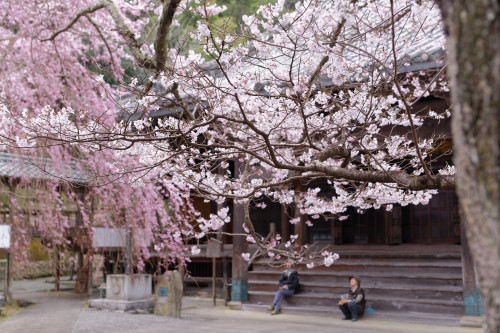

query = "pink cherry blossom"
[[0, 0, 453, 269]]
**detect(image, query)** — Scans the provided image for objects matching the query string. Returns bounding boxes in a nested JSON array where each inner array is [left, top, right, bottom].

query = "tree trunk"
[[54, 248, 60, 292], [437, 0, 500, 331], [75, 251, 89, 293]]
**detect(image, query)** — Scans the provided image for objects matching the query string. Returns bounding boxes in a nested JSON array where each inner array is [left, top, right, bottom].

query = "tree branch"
[[102, 0, 156, 69], [38, 2, 107, 41], [154, 0, 181, 71], [389, 0, 436, 185]]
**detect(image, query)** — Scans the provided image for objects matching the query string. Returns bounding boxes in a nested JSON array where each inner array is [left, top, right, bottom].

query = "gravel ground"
[[72, 307, 364, 333], [0, 291, 85, 333], [70, 305, 482, 333], [0, 279, 483, 333], [11, 275, 75, 292]]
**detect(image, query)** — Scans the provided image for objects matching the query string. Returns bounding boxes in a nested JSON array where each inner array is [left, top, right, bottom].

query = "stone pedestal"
[[227, 301, 242, 310], [88, 274, 154, 311], [107, 274, 152, 301], [459, 315, 484, 328], [155, 270, 183, 318]]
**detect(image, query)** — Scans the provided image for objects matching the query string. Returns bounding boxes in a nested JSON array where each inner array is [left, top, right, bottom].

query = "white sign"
[[93, 228, 126, 248], [0, 225, 10, 249], [92, 227, 152, 248]]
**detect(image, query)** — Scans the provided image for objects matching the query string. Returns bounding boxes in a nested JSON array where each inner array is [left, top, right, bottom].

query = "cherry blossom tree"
[[1, 0, 452, 260], [436, 0, 500, 330], [0, 0, 208, 288]]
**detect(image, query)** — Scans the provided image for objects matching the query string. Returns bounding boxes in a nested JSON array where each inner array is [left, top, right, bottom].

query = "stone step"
[[248, 277, 461, 288], [255, 251, 461, 260], [248, 270, 463, 285], [252, 263, 462, 275], [248, 291, 464, 315], [254, 257, 462, 269], [242, 303, 462, 326], [249, 247, 464, 317], [248, 279, 463, 292], [248, 280, 463, 300], [255, 258, 463, 268]]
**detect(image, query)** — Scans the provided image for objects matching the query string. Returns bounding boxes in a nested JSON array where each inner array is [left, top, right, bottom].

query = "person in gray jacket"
[[268, 261, 299, 315], [338, 276, 366, 322]]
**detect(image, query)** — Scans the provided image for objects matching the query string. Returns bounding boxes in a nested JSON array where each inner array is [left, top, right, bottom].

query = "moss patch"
[[0, 301, 23, 320]]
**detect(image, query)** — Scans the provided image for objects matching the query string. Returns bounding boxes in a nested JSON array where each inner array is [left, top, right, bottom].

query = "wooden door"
[[402, 190, 456, 243]]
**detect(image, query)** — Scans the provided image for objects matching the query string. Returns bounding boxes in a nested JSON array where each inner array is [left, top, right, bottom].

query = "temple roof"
[[0, 151, 91, 183]]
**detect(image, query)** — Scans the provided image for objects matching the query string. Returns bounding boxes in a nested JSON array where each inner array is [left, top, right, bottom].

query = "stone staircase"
[[244, 245, 464, 325]]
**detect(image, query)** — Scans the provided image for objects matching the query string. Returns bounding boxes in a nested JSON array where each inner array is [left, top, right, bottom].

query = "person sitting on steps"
[[338, 276, 366, 322], [268, 260, 299, 315]]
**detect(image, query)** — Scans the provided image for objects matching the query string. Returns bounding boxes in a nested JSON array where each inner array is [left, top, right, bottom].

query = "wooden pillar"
[[88, 255, 93, 297], [231, 201, 248, 302], [231, 160, 248, 302], [453, 193, 462, 244], [331, 218, 343, 245], [222, 257, 229, 302], [6, 252, 11, 301], [74, 189, 89, 293], [207, 238, 222, 306], [215, 184, 225, 305], [293, 181, 307, 246], [280, 204, 289, 242], [88, 193, 95, 296], [69, 251, 75, 281], [124, 225, 132, 275], [216, 167, 226, 245], [6, 181, 17, 301], [112, 252, 119, 274], [212, 257, 217, 306], [269, 222, 276, 238], [384, 206, 402, 245]]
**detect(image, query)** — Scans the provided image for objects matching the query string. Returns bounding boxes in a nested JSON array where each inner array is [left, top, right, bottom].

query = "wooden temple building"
[[179, 97, 482, 325], [119, 41, 483, 324]]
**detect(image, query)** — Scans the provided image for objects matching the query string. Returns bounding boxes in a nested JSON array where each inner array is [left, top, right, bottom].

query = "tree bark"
[[437, 0, 500, 330]]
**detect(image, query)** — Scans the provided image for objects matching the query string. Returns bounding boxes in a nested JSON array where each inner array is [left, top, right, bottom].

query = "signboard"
[[464, 288, 483, 316], [92, 228, 126, 248], [92, 227, 152, 248], [158, 286, 168, 297], [0, 225, 10, 249]]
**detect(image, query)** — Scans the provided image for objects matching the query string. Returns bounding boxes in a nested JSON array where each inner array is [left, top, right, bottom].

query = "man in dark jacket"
[[338, 276, 366, 322], [268, 261, 299, 315]]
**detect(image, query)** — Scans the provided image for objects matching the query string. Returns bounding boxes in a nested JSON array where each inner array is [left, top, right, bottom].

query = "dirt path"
[[0, 289, 86, 333]]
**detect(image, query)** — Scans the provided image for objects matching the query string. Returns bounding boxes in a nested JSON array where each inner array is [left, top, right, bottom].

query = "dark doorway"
[[402, 190, 456, 243], [341, 190, 456, 244], [343, 208, 386, 244]]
